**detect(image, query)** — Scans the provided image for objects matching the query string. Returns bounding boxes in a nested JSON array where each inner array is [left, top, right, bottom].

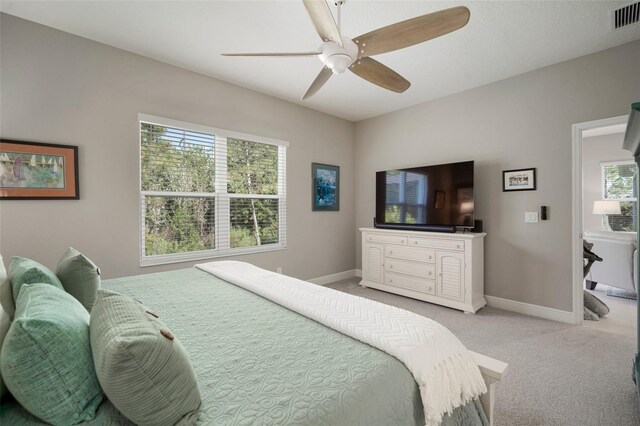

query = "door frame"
[[571, 114, 629, 325]]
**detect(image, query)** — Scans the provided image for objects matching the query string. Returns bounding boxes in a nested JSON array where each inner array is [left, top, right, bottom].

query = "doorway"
[[572, 115, 635, 334]]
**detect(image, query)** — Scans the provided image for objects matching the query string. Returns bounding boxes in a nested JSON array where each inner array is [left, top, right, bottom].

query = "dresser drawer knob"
[[389, 279, 393, 283], [389, 265, 393, 269], [389, 250, 393, 254]]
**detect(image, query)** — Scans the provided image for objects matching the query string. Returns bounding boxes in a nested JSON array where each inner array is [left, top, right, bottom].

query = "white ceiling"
[[2, 0, 639, 122]]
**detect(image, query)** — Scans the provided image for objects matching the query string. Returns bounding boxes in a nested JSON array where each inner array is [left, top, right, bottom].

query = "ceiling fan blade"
[[302, 66, 333, 100], [221, 51, 321, 57], [349, 57, 410, 93], [354, 6, 470, 57], [302, 0, 343, 47]]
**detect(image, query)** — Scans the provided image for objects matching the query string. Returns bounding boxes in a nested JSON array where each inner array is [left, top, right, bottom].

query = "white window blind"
[[601, 160, 638, 232], [139, 114, 287, 266]]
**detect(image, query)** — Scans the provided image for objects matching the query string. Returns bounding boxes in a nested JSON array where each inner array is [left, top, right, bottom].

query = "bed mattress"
[[0, 268, 487, 425]]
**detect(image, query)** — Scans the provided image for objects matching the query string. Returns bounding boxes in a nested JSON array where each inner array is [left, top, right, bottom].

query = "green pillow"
[[0, 303, 10, 400], [8, 256, 63, 303], [56, 247, 101, 312], [90, 290, 201, 426], [0, 283, 102, 425], [0, 254, 13, 320]]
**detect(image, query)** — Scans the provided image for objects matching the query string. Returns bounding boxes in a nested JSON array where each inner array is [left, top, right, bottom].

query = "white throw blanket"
[[196, 261, 487, 426]]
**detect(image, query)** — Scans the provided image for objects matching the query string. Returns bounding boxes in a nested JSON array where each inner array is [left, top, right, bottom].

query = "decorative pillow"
[[0, 254, 13, 320], [584, 291, 610, 317], [0, 303, 10, 400], [0, 283, 102, 425], [90, 290, 201, 426], [8, 256, 63, 303], [56, 247, 101, 312]]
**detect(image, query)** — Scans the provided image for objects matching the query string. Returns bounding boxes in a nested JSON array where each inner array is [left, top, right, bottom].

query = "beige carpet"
[[326, 278, 640, 426]]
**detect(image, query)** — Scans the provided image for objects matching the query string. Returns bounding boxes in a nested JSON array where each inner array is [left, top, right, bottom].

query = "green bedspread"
[[1, 268, 487, 425]]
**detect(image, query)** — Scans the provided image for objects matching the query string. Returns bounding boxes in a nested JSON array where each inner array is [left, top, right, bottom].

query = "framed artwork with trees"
[[0, 139, 79, 200]]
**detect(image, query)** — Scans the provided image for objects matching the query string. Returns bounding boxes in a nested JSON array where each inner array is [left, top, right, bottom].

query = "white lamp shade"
[[593, 200, 621, 215]]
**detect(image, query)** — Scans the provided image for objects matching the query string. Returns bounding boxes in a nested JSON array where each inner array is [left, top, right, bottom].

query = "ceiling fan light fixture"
[[327, 54, 352, 74], [318, 37, 358, 74]]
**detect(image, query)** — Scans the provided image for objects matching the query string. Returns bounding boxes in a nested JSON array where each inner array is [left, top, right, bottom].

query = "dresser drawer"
[[408, 237, 465, 251], [385, 246, 435, 263], [365, 233, 408, 245], [385, 272, 436, 295], [385, 258, 436, 279]]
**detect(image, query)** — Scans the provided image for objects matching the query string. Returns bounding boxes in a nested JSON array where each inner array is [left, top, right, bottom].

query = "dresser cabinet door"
[[437, 252, 465, 301], [363, 243, 384, 284]]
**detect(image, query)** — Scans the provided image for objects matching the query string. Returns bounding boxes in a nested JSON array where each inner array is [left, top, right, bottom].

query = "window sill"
[[140, 244, 287, 267]]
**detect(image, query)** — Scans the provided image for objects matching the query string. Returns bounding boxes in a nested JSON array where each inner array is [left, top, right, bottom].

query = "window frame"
[[138, 114, 288, 267]]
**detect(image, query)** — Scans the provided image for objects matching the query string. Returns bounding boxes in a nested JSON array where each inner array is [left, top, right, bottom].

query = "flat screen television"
[[375, 161, 474, 230]]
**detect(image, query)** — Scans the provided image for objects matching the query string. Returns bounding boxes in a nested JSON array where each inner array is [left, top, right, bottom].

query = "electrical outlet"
[[276, 267, 283, 274], [525, 212, 539, 223]]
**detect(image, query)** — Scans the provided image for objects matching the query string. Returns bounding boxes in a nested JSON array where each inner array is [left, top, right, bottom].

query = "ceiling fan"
[[222, 0, 470, 100]]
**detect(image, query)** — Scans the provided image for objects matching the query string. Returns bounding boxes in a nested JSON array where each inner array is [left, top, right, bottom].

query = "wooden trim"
[[485, 295, 574, 324], [308, 269, 359, 285]]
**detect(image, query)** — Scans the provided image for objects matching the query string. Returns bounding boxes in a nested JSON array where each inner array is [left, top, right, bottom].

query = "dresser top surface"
[[360, 227, 486, 240]]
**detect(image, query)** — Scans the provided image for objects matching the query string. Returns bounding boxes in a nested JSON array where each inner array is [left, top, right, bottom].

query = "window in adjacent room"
[[139, 114, 287, 266], [601, 160, 638, 232]]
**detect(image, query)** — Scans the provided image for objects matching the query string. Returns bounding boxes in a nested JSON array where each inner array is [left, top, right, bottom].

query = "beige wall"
[[582, 133, 631, 232], [354, 40, 640, 312], [0, 14, 356, 280], [2, 13, 639, 313]]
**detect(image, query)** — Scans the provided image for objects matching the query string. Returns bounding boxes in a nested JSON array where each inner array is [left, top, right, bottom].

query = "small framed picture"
[[0, 139, 79, 199], [502, 168, 536, 192], [312, 163, 339, 211]]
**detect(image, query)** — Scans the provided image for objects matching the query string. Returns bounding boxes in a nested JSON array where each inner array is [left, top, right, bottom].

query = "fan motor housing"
[[319, 37, 358, 74]]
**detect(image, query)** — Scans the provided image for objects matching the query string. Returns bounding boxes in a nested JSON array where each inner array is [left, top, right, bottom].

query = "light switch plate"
[[525, 212, 539, 223]]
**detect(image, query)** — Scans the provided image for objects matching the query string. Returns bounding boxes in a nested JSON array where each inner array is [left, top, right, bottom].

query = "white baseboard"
[[485, 295, 576, 324], [309, 269, 359, 286], [309, 273, 575, 323]]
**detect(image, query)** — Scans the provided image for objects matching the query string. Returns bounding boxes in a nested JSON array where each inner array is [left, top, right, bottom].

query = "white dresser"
[[359, 227, 486, 313]]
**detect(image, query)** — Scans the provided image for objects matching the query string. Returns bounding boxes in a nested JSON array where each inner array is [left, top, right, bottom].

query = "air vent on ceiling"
[[613, 2, 640, 30]]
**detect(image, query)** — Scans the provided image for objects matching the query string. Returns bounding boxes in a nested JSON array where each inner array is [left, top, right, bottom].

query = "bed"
[[1, 264, 507, 426]]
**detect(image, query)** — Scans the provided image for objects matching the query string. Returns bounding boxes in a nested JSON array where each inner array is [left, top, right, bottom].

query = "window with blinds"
[[139, 115, 287, 266], [601, 160, 638, 232]]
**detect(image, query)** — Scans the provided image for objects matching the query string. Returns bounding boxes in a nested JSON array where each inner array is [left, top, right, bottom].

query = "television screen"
[[376, 161, 474, 227]]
